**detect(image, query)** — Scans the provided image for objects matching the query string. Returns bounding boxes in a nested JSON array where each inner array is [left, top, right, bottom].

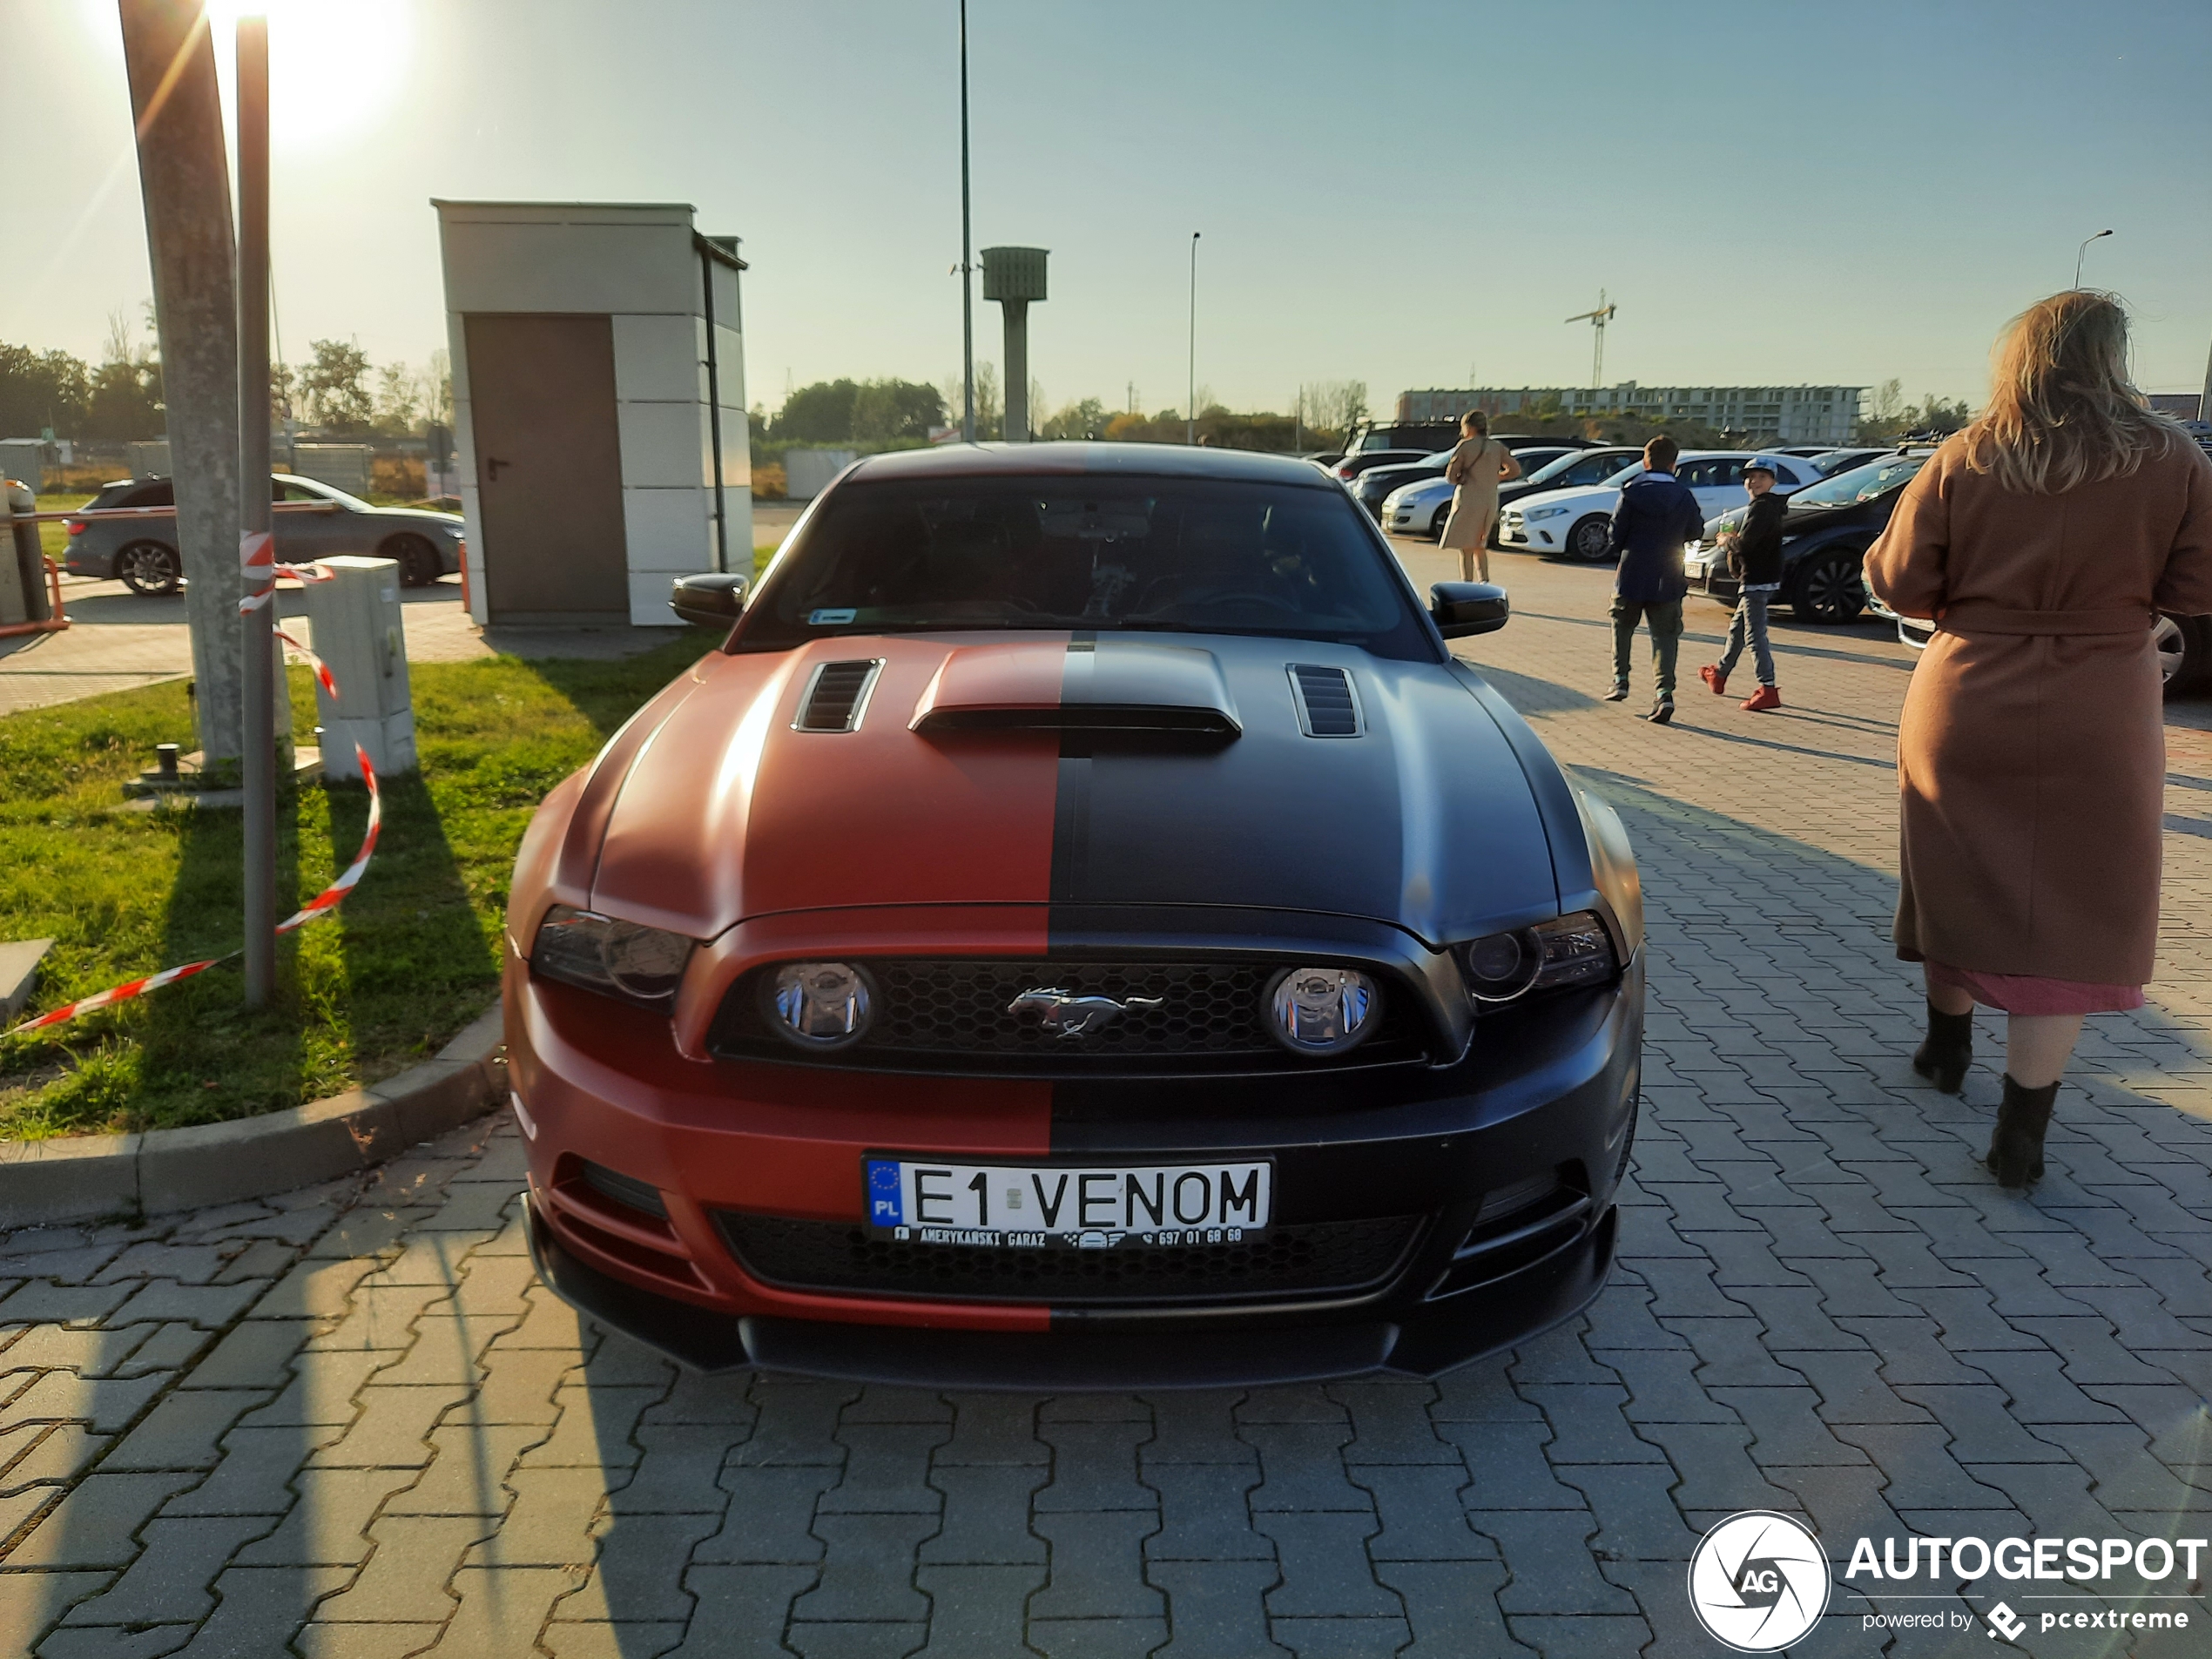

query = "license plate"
[[864, 1156, 1272, 1249]]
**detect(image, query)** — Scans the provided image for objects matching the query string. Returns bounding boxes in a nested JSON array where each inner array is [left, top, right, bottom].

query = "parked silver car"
[[63, 474, 464, 595]]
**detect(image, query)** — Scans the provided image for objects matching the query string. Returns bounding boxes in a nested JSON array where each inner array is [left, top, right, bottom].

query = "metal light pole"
[[2074, 228, 2112, 289], [958, 0, 974, 442], [1186, 232, 1200, 445], [238, 11, 275, 1007]]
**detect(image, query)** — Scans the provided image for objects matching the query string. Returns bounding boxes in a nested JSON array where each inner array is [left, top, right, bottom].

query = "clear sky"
[[10, 0, 2210, 418]]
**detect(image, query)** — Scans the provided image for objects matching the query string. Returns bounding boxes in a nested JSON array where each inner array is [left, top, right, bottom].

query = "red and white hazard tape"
[[5, 631, 382, 1040], [238, 529, 334, 614]]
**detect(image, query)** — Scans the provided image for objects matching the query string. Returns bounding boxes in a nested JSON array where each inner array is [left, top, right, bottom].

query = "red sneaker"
[[1698, 664, 1728, 696], [1741, 685, 1781, 712]]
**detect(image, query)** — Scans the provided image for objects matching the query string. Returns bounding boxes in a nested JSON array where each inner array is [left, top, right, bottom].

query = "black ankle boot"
[[1912, 1001, 1973, 1094], [1986, 1076, 2058, 1189]]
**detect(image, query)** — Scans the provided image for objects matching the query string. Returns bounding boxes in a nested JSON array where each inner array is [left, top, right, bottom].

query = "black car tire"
[[1791, 548, 1867, 623], [386, 534, 440, 588], [1430, 504, 1449, 541], [2155, 612, 2210, 699], [1565, 515, 1612, 563], [117, 541, 182, 596]]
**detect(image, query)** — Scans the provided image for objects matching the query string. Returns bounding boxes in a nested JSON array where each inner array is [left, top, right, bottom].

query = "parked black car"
[[1684, 452, 1931, 623], [1348, 443, 1579, 522], [1808, 447, 1897, 476], [1326, 448, 1440, 485], [64, 474, 463, 594]]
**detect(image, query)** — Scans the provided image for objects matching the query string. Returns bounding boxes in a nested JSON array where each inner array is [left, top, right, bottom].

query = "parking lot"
[[3, 537, 2210, 1657]]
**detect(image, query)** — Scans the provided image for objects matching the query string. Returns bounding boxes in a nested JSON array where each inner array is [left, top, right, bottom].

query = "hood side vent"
[[794, 659, 885, 732], [1288, 664, 1362, 738]]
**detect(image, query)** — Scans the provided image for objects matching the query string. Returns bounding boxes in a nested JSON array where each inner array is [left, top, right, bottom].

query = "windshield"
[[1789, 453, 1927, 507], [279, 475, 373, 512], [738, 476, 1433, 659]]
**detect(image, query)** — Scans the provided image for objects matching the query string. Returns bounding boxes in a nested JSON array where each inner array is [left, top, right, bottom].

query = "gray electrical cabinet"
[[302, 556, 416, 780]]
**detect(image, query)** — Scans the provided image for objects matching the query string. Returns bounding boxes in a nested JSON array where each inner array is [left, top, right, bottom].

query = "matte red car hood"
[[579, 629, 1558, 948], [587, 637, 1068, 939]]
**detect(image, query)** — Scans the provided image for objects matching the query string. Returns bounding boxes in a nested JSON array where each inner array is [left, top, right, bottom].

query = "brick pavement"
[[3, 541, 2209, 1656]]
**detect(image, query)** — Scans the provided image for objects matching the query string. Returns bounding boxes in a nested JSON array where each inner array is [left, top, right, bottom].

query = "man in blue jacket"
[[1604, 434, 1706, 724]]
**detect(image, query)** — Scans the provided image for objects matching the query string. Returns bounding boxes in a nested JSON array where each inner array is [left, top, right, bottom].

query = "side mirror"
[[671, 570, 749, 629], [1431, 581, 1508, 638]]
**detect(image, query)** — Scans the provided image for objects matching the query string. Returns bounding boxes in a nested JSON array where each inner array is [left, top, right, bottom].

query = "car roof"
[[848, 442, 1338, 488]]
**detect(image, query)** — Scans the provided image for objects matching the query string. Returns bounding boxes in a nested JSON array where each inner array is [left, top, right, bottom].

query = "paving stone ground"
[[4, 539, 2209, 1657]]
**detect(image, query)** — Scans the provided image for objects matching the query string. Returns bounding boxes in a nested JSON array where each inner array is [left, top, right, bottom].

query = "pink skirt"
[[1926, 959, 2144, 1016]]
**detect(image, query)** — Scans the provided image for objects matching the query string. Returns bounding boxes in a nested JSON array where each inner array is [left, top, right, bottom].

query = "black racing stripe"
[[1049, 633, 1099, 903], [1049, 755, 1093, 902]]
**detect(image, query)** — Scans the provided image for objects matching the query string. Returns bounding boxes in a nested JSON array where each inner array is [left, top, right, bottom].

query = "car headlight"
[[530, 905, 694, 1010], [763, 961, 875, 1049], [1266, 966, 1378, 1056], [1525, 504, 1571, 521], [1457, 912, 1618, 1006]]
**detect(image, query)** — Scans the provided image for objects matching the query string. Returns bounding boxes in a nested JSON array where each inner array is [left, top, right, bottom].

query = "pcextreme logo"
[[1688, 1511, 1831, 1652]]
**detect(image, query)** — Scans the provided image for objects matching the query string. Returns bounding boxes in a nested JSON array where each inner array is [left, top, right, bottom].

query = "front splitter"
[[525, 1193, 1615, 1389]]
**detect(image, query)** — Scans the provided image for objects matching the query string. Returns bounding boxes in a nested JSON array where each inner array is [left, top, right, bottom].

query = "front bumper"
[[1500, 516, 1567, 550], [510, 946, 1642, 1386], [1683, 553, 1739, 604]]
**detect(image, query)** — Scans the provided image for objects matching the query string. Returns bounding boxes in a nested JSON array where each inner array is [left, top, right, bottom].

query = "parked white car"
[[1379, 475, 1457, 539], [1379, 447, 1643, 541], [1498, 451, 1819, 563]]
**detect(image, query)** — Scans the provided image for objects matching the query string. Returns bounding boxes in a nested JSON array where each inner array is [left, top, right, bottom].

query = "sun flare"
[[86, 0, 415, 148]]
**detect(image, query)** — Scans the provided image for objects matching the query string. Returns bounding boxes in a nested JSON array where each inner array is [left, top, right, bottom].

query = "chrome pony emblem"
[[1008, 988, 1164, 1039]]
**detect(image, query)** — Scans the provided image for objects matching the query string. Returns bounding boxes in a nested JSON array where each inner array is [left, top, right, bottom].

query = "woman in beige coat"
[[1864, 290, 2212, 1188], [1440, 410, 1521, 583]]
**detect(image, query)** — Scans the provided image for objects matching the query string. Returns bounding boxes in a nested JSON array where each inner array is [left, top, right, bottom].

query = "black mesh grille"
[[1290, 664, 1360, 737], [718, 1212, 1426, 1305], [708, 958, 1429, 1074], [797, 660, 880, 732]]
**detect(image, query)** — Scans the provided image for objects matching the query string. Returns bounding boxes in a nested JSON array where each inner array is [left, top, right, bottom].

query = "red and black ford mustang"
[[508, 442, 1642, 1386]]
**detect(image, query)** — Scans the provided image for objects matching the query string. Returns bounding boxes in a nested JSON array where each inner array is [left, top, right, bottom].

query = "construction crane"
[[1565, 291, 1616, 389]]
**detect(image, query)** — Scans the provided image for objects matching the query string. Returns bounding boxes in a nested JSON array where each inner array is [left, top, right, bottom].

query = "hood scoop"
[[1288, 664, 1363, 738], [794, 659, 885, 732], [912, 639, 1240, 741]]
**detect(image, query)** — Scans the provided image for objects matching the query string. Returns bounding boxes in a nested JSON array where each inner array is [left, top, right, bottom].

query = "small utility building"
[[434, 200, 750, 626]]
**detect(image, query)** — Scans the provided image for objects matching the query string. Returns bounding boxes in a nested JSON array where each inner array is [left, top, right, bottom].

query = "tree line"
[[0, 313, 450, 442], [757, 373, 1374, 452]]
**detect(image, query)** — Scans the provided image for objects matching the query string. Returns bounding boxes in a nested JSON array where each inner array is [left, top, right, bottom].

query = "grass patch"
[[0, 632, 716, 1139]]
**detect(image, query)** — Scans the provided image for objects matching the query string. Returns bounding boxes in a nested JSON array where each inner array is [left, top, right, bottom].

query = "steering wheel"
[[1131, 575, 1305, 620]]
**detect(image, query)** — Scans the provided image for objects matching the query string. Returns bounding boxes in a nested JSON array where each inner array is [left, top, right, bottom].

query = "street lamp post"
[[2074, 228, 2112, 289], [238, 11, 276, 1008], [959, 0, 974, 442], [1186, 232, 1200, 445]]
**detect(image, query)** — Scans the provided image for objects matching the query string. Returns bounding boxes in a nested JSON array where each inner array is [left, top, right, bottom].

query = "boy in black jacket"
[[1699, 457, 1786, 711], [1605, 434, 1707, 724]]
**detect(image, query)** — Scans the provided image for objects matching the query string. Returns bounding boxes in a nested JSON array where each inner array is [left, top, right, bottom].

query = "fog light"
[[1266, 966, 1378, 1056], [765, 961, 874, 1049]]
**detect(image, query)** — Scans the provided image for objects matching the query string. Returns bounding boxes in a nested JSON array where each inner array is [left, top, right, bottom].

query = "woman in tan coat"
[[1865, 290, 2212, 1188], [1440, 410, 1521, 583]]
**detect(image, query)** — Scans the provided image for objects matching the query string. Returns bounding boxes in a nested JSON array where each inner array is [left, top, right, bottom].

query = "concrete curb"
[[0, 1002, 506, 1229]]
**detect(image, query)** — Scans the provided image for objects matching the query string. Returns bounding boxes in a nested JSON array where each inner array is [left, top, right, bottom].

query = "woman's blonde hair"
[[1962, 290, 2174, 496]]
